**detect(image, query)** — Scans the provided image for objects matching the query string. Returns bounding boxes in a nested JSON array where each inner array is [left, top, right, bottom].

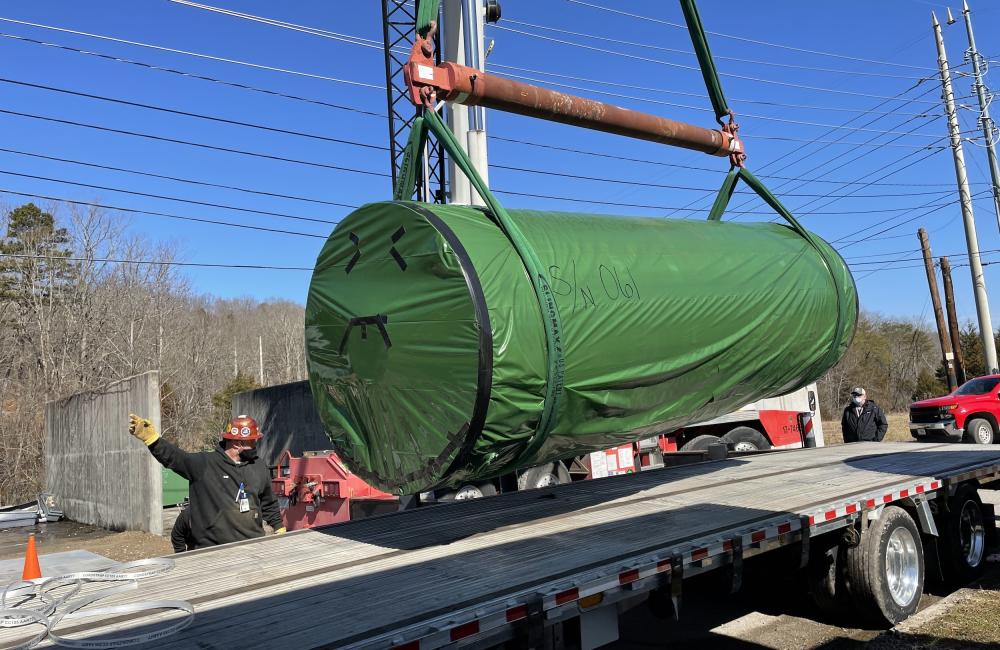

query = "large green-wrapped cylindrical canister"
[[305, 201, 857, 494]]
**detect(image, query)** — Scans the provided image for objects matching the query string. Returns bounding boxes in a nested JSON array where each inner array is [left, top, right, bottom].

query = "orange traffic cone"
[[21, 533, 41, 580]]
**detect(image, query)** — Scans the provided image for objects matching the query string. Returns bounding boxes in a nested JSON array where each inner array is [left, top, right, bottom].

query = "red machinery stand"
[[271, 450, 398, 530]]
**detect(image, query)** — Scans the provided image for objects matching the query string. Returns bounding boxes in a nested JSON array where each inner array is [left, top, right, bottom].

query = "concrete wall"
[[232, 381, 332, 466], [45, 371, 163, 534]]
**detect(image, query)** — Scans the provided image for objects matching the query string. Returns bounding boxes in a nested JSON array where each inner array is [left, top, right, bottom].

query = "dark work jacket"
[[148, 439, 282, 548], [841, 400, 889, 443], [170, 506, 194, 554]]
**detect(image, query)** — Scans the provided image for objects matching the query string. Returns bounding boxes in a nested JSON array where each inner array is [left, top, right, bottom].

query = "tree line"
[[0, 202, 306, 504]]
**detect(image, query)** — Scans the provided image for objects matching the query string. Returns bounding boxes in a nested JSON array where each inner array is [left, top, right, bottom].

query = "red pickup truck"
[[909, 375, 1000, 444]]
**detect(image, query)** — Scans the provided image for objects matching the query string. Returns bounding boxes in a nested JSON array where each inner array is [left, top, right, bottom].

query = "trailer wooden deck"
[[3, 442, 1000, 649]]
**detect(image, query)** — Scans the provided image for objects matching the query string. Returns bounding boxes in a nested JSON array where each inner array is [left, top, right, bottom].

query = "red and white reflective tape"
[[379, 558, 675, 649], [805, 479, 941, 526], [377, 478, 944, 650]]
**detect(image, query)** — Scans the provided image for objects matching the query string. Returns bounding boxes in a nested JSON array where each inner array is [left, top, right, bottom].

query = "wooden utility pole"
[[919, 228, 957, 389], [940, 255, 966, 385]]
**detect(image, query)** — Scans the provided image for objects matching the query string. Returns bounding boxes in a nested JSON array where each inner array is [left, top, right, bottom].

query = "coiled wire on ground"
[[0, 558, 193, 649]]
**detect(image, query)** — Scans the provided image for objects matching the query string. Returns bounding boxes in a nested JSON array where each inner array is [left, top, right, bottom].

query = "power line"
[[169, 0, 386, 50], [488, 62, 935, 117], [565, 0, 936, 72], [491, 163, 957, 197], [760, 145, 947, 228], [488, 24, 944, 104], [0, 147, 359, 209], [496, 18, 929, 80], [493, 187, 961, 217], [165, 0, 945, 106], [854, 263, 928, 279], [0, 78, 387, 150], [489, 135, 970, 187], [837, 190, 993, 248], [0, 32, 386, 118], [720, 84, 952, 222], [0, 16, 383, 90], [490, 67, 947, 137], [848, 198, 995, 244], [0, 252, 312, 271], [848, 247, 1000, 265], [0, 189, 328, 238], [0, 169, 340, 225], [0, 108, 391, 178], [664, 82, 944, 218]]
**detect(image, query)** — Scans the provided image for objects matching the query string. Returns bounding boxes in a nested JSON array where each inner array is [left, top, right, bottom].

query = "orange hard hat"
[[222, 415, 262, 441]]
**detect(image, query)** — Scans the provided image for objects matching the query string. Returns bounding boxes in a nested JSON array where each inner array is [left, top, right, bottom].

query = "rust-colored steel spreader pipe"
[[406, 57, 741, 158]]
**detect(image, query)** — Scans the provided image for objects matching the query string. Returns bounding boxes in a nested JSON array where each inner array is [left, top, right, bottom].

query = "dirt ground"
[[866, 565, 1000, 649], [0, 520, 171, 564]]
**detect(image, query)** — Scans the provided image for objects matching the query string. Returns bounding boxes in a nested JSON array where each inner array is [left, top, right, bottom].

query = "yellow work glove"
[[128, 414, 160, 446], [275, 527, 287, 535]]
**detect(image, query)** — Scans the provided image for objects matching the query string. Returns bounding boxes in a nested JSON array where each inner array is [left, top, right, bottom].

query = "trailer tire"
[[807, 536, 854, 622], [963, 418, 994, 445], [680, 435, 721, 451], [438, 482, 498, 502], [845, 506, 924, 625], [938, 485, 987, 587], [518, 463, 571, 491], [721, 427, 772, 452]]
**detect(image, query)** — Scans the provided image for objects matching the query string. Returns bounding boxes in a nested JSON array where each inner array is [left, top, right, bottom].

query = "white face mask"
[[851, 396, 864, 406]]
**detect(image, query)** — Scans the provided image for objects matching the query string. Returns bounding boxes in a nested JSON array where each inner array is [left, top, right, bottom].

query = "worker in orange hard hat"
[[129, 413, 286, 548]]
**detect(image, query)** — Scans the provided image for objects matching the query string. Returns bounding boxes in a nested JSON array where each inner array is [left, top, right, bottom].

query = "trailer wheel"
[[721, 427, 772, 452], [807, 535, 854, 622], [518, 463, 571, 491], [438, 482, 498, 501], [845, 506, 924, 625], [963, 418, 994, 444], [679, 435, 721, 451], [938, 485, 987, 587]]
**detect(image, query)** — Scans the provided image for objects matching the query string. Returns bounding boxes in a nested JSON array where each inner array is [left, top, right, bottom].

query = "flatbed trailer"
[[3, 442, 1000, 649]]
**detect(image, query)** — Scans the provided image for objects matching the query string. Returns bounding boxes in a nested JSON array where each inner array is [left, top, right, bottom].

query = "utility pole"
[[933, 11, 998, 373], [962, 0, 1000, 234], [444, 0, 494, 205], [919, 228, 957, 389], [940, 256, 967, 385]]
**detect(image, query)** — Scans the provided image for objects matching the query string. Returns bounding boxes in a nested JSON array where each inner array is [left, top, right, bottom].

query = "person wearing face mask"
[[128, 413, 285, 548], [840, 387, 888, 443]]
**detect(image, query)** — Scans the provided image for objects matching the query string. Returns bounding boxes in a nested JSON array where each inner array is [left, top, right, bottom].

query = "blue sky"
[[1, 0, 998, 326]]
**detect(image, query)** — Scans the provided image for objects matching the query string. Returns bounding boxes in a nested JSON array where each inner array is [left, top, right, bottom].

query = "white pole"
[[258, 335, 264, 385], [444, 0, 489, 205], [934, 12, 998, 373]]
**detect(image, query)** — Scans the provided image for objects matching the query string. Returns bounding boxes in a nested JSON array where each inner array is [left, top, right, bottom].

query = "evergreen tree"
[[0, 203, 76, 302]]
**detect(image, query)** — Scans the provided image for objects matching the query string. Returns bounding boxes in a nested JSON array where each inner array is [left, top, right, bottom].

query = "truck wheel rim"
[[885, 526, 920, 607], [454, 485, 484, 500], [976, 424, 992, 444], [732, 442, 758, 452], [959, 500, 985, 568], [534, 473, 560, 488]]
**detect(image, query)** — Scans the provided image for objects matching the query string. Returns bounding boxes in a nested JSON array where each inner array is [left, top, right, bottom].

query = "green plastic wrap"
[[305, 201, 858, 494]]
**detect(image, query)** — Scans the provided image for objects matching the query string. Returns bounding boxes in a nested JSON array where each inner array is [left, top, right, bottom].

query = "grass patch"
[[822, 412, 911, 446]]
